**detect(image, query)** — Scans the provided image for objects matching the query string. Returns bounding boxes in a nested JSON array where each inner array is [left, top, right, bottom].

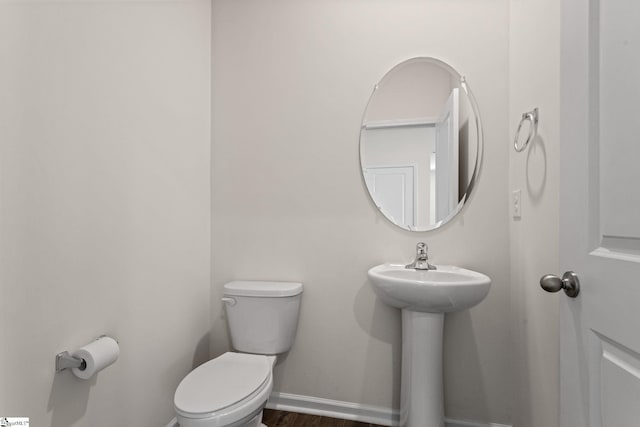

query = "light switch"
[[512, 189, 522, 219]]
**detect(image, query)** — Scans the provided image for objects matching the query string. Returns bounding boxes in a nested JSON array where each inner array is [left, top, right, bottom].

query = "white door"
[[364, 166, 415, 228], [560, 0, 640, 426], [434, 88, 459, 222]]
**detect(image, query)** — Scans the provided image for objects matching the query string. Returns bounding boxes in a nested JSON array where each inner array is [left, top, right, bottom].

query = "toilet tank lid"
[[224, 281, 303, 297]]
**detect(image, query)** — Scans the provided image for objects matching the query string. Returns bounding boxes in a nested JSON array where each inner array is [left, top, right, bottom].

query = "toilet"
[[172, 281, 303, 427]]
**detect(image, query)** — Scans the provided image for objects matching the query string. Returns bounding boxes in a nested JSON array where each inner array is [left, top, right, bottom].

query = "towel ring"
[[514, 108, 538, 152]]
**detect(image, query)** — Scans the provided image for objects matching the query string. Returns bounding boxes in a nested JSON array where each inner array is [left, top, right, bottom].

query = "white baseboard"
[[266, 392, 398, 426], [446, 420, 512, 427], [266, 392, 511, 427]]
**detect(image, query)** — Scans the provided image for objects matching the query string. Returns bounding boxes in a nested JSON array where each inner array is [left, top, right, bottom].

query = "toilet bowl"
[[175, 353, 276, 427], [173, 281, 303, 427]]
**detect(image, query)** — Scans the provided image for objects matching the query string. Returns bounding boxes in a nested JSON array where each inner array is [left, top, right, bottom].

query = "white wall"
[[508, 0, 561, 426], [0, 1, 211, 426], [211, 0, 512, 424]]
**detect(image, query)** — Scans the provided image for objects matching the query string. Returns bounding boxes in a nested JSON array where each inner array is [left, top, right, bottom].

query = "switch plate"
[[512, 189, 522, 219]]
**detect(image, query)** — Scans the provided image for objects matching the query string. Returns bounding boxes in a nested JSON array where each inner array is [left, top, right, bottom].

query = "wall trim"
[[362, 117, 438, 129], [266, 392, 398, 426], [446, 420, 512, 427], [266, 392, 511, 427]]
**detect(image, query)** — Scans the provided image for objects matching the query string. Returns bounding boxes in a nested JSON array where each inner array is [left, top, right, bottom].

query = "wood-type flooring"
[[262, 409, 385, 427]]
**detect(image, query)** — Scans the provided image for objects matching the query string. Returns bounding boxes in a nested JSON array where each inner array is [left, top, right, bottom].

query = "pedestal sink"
[[368, 263, 491, 427]]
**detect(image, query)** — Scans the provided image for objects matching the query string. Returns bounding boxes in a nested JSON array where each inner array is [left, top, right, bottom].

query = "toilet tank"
[[223, 281, 303, 355]]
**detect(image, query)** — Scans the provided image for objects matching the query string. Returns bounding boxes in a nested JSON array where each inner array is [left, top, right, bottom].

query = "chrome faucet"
[[405, 242, 437, 270]]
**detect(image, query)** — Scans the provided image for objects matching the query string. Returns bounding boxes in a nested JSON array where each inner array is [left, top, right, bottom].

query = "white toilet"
[[172, 281, 303, 427]]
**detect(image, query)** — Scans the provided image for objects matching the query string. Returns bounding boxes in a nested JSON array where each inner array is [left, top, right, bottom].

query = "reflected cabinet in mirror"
[[360, 57, 483, 232]]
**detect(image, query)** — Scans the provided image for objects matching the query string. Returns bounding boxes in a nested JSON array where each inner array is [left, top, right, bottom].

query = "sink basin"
[[368, 263, 491, 313]]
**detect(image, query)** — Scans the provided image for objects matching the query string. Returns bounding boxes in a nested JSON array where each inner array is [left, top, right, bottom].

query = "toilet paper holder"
[[55, 335, 117, 373], [55, 351, 87, 372]]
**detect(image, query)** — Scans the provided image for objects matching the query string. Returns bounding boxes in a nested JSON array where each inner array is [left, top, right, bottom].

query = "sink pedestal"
[[401, 310, 444, 427]]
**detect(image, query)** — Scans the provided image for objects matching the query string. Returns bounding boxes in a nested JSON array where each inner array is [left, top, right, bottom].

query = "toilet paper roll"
[[71, 336, 119, 380]]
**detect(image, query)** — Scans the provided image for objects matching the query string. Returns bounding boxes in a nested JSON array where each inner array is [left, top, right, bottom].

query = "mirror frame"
[[359, 57, 484, 232]]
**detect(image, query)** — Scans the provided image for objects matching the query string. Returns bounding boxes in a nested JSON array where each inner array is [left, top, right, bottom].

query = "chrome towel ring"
[[513, 108, 539, 152]]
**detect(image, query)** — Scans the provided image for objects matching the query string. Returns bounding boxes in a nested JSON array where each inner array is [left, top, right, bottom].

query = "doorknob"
[[540, 271, 580, 298]]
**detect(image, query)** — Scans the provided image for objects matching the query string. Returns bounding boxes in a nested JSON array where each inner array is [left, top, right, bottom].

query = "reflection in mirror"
[[360, 57, 482, 232]]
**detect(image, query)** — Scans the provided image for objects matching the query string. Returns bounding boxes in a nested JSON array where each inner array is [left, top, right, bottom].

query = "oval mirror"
[[360, 57, 483, 231]]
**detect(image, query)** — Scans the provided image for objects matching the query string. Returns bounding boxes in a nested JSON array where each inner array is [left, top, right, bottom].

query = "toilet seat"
[[175, 352, 273, 427]]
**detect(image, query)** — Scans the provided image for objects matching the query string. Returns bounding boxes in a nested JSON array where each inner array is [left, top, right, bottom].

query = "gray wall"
[[509, 0, 561, 426], [0, 1, 211, 426], [211, 0, 512, 424]]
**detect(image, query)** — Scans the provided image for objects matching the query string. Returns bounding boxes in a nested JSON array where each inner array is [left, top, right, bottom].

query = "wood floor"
[[262, 409, 384, 427]]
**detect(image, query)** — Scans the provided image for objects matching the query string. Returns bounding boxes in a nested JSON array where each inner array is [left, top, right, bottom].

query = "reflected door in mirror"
[[364, 166, 415, 228]]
